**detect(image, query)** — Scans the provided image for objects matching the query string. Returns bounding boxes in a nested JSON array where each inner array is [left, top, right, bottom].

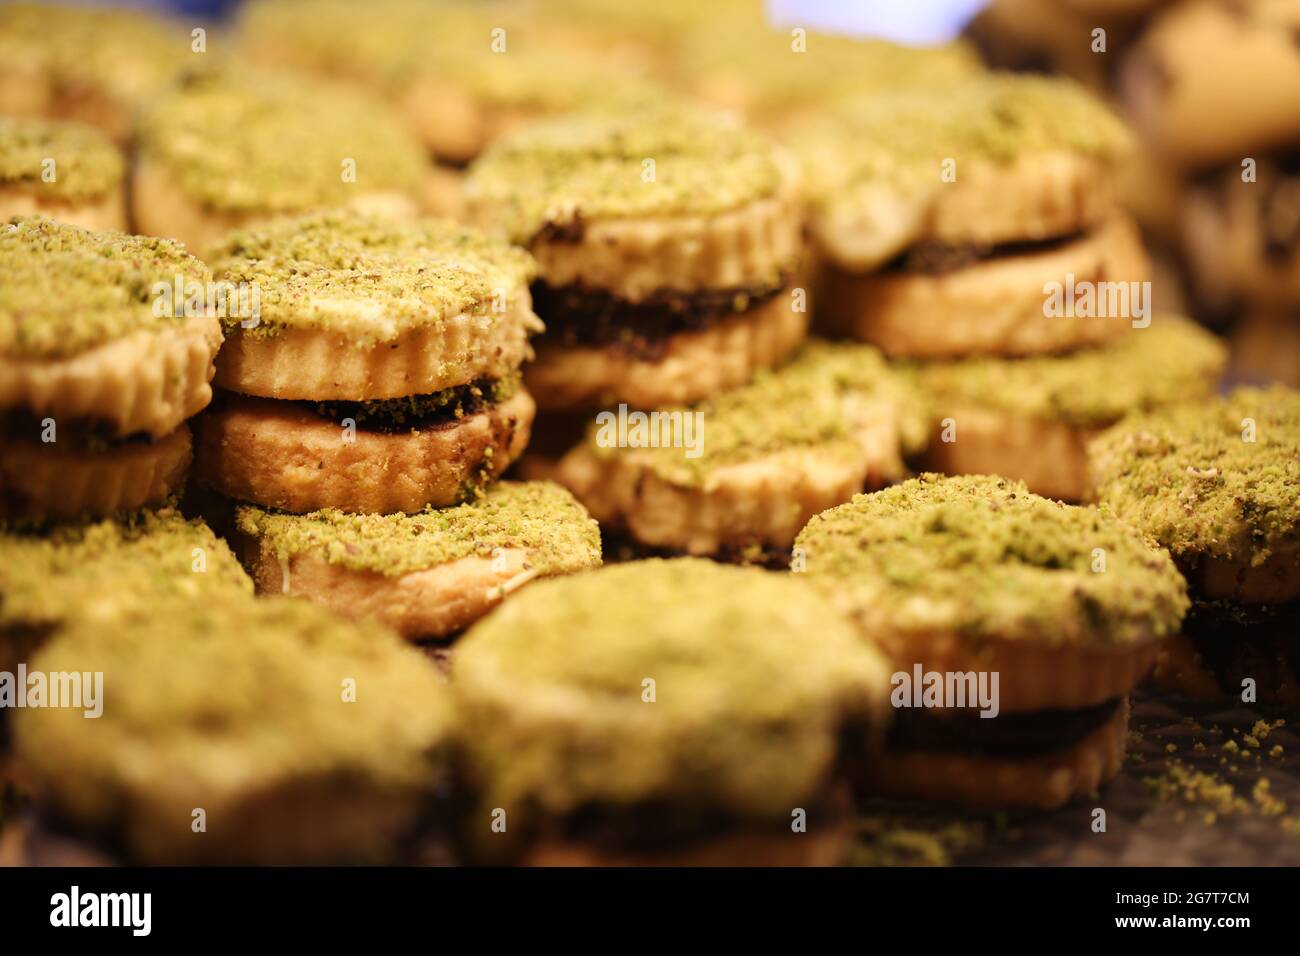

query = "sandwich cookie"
[[796, 74, 1143, 358], [545, 341, 927, 560], [13, 597, 453, 864], [1090, 386, 1300, 707], [796, 474, 1189, 809], [452, 558, 893, 865], [913, 315, 1226, 502], [0, 217, 222, 521], [234, 481, 601, 641], [0, 507, 251, 673], [133, 70, 426, 253], [193, 211, 540, 514], [0, 2, 193, 142], [1121, 0, 1300, 170], [466, 110, 806, 410], [0, 117, 126, 231]]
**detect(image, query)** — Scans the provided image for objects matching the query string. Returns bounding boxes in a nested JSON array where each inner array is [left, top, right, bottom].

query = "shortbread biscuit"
[[193, 384, 535, 514], [0, 117, 125, 231], [551, 341, 927, 555], [795, 75, 1133, 273], [914, 316, 1226, 500], [816, 214, 1150, 359], [235, 481, 600, 640], [0, 217, 222, 439], [453, 559, 893, 863], [205, 211, 540, 402], [0, 2, 194, 141], [14, 597, 453, 864], [0, 424, 191, 523], [133, 71, 426, 252], [1121, 0, 1300, 169]]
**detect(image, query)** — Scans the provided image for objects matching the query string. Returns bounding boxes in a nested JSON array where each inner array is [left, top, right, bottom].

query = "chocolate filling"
[[297, 377, 509, 434], [882, 230, 1086, 276], [598, 527, 792, 570], [0, 411, 157, 450], [1180, 597, 1300, 698], [531, 276, 787, 360], [888, 697, 1123, 758]]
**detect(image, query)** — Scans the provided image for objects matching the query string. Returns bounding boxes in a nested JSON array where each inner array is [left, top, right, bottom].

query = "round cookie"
[[133, 70, 426, 253], [796, 474, 1189, 808], [0, 2, 194, 141], [1121, 0, 1300, 170], [193, 211, 540, 513], [451, 558, 893, 864], [466, 109, 806, 410], [235, 481, 600, 641], [794, 74, 1138, 358], [913, 315, 1226, 501], [0, 117, 126, 231], [1090, 386, 1300, 705], [546, 340, 927, 558], [13, 597, 452, 864]]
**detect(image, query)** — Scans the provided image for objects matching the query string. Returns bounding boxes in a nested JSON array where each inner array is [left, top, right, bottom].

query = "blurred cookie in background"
[[0, 117, 126, 232], [1226, 313, 1300, 388]]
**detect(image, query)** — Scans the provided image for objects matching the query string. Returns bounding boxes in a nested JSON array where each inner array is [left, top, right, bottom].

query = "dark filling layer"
[[0, 411, 156, 450], [305, 376, 513, 433], [1180, 597, 1300, 697], [531, 277, 787, 360], [598, 527, 792, 570], [882, 230, 1086, 276], [888, 697, 1123, 758]]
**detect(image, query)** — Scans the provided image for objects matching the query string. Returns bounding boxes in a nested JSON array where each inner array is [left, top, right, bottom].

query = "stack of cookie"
[[794, 72, 1226, 501], [191, 211, 601, 641]]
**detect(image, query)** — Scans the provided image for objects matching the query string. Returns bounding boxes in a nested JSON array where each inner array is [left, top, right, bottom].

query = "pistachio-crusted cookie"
[[0, 2, 194, 141], [194, 212, 541, 514], [235, 481, 601, 640], [14, 597, 452, 864], [547, 340, 927, 557], [0, 507, 251, 670], [913, 316, 1227, 501], [452, 558, 893, 864], [1090, 387, 1300, 706], [795, 74, 1141, 358], [796, 474, 1188, 807], [467, 110, 806, 409], [133, 70, 426, 252], [0, 117, 126, 231]]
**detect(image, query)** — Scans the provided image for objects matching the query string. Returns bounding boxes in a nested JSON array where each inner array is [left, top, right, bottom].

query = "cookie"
[[451, 558, 893, 864], [13, 597, 452, 864], [795, 75, 1138, 358], [234, 481, 601, 640], [913, 315, 1226, 501], [0, 117, 126, 231], [548, 341, 927, 556], [466, 109, 806, 410], [0, 507, 251, 671], [1121, 0, 1300, 170], [192, 212, 540, 513], [0, 2, 194, 141], [796, 474, 1189, 808], [133, 70, 426, 253], [1090, 386, 1300, 705]]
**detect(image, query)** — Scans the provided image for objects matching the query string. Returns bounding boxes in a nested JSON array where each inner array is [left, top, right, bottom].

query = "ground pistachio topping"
[[795, 73, 1132, 213], [206, 210, 537, 342], [910, 316, 1227, 428], [236, 480, 600, 578], [1090, 385, 1300, 565], [0, 216, 211, 360], [0, 2, 194, 110], [137, 70, 425, 215], [588, 339, 928, 486], [466, 109, 785, 244], [451, 558, 892, 822], [0, 507, 252, 631], [16, 596, 453, 828], [796, 474, 1190, 647], [0, 117, 123, 203]]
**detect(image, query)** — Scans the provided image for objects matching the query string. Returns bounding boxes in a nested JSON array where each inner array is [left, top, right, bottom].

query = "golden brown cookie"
[[0, 116, 125, 231]]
